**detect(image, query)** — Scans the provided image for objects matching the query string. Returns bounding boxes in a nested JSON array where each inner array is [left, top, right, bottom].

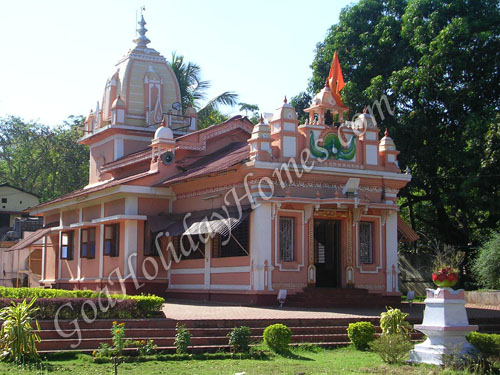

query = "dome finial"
[[133, 10, 151, 48], [284, 96, 287, 104]]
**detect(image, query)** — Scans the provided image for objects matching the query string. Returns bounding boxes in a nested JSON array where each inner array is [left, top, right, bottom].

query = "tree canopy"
[[0, 116, 89, 202], [307, 0, 500, 251], [168, 53, 238, 129]]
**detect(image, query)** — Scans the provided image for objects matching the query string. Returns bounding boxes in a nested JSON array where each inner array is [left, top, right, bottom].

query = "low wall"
[[465, 291, 500, 306]]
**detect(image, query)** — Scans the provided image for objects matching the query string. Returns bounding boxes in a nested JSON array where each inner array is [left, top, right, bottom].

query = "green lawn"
[[0, 347, 472, 375]]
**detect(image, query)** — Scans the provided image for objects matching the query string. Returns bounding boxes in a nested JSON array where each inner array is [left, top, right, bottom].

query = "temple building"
[[24, 15, 417, 305]]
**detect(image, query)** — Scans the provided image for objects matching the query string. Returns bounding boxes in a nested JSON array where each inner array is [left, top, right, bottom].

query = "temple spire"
[[133, 14, 151, 48]]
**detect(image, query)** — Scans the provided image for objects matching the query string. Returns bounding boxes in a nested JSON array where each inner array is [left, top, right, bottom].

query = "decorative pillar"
[[385, 211, 398, 293], [250, 203, 273, 291]]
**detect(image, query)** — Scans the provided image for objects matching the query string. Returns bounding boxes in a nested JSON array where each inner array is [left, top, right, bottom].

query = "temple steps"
[[34, 316, 500, 353], [285, 287, 401, 308]]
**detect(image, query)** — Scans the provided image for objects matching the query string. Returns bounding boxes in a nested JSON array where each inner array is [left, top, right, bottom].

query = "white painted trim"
[[92, 214, 147, 224], [41, 236, 46, 282], [170, 268, 205, 275], [30, 185, 174, 215], [168, 284, 205, 290], [253, 160, 411, 181], [211, 266, 251, 274], [98, 203, 104, 279], [57, 212, 62, 279], [70, 221, 96, 229], [78, 124, 155, 143], [274, 208, 305, 272], [124, 197, 139, 215], [355, 215, 383, 274], [114, 138, 124, 160], [77, 208, 82, 279], [209, 284, 251, 291]]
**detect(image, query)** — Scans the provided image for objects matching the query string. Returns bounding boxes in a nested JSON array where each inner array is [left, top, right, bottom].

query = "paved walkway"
[[162, 300, 500, 322]]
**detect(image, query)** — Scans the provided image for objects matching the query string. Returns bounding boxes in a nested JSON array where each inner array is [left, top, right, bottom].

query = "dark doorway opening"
[[314, 219, 341, 287]]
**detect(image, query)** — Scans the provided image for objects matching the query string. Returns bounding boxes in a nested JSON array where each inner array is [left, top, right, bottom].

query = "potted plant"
[[431, 248, 464, 289]]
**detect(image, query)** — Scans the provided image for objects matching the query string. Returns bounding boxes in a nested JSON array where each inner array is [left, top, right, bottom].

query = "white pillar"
[[205, 237, 211, 289], [385, 211, 398, 292], [57, 211, 62, 280], [114, 138, 124, 160], [125, 197, 138, 215], [99, 203, 104, 279], [123, 220, 138, 278], [250, 203, 273, 291], [40, 236, 46, 283], [77, 208, 82, 280]]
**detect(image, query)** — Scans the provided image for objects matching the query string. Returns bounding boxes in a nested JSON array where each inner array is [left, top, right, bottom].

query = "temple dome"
[[98, 15, 181, 128], [154, 122, 174, 140]]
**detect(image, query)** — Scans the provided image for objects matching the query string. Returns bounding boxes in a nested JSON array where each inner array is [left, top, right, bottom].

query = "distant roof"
[[7, 227, 54, 252], [159, 141, 250, 186], [0, 183, 40, 198], [397, 215, 419, 242]]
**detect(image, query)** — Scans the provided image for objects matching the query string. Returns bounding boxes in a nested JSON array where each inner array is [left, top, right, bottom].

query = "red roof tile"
[[159, 142, 249, 185]]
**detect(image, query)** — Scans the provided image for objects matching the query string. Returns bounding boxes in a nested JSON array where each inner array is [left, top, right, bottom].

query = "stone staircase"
[[285, 287, 401, 308], [34, 315, 500, 353]]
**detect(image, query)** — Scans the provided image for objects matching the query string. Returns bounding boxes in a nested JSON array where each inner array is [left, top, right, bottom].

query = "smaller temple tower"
[[270, 98, 300, 158], [248, 115, 272, 161]]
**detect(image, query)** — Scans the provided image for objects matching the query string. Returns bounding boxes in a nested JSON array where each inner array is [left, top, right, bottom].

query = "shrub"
[[0, 294, 164, 320], [346, 321, 376, 350], [467, 332, 500, 359], [263, 323, 292, 353], [227, 326, 252, 353], [379, 307, 411, 336], [369, 333, 413, 364], [174, 324, 191, 354], [135, 339, 157, 356], [0, 298, 41, 363], [472, 231, 500, 289]]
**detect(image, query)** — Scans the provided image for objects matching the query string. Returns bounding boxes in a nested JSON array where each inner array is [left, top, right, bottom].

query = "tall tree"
[[0, 116, 89, 202], [309, 0, 500, 250], [169, 53, 239, 128]]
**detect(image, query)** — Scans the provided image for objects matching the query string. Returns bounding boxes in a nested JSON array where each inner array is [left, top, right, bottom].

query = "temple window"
[[61, 231, 74, 260], [81, 228, 96, 259], [359, 221, 374, 264], [172, 235, 205, 260], [213, 217, 249, 258], [104, 224, 120, 257], [279, 217, 295, 262], [144, 222, 159, 257]]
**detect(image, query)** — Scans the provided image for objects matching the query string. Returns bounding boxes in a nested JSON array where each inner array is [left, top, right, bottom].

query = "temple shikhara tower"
[[23, 15, 417, 306]]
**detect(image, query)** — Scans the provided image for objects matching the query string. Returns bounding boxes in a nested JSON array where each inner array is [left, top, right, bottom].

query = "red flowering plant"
[[431, 248, 464, 289]]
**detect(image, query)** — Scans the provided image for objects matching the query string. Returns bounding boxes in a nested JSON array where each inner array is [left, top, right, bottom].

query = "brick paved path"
[[162, 300, 500, 322]]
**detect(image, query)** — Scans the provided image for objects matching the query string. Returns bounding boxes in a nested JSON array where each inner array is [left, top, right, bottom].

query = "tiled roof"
[[397, 215, 419, 242], [30, 171, 156, 211], [159, 142, 250, 185]]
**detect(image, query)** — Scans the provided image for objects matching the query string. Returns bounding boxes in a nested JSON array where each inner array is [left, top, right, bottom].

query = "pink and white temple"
[[25, 15, 418, 306]]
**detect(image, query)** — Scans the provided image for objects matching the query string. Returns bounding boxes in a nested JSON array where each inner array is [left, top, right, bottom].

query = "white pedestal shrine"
[[410, 288, 478, 365]]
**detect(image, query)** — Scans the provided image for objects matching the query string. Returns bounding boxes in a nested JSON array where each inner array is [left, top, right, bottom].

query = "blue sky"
[[0, 0, 353, 125]]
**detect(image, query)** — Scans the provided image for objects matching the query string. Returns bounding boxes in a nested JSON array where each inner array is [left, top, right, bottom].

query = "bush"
[[227, 326, 252, 353], [0, 298, 41, 363], [369, 334, 413, 364], [174, 324, 191, 354], [346, 321, 376, 350], [472, 231, 500, 289], [380, 307, 411, 336], [263, 323, 292, 353], [0, 297, 161, 320], [467, 332, 500, 359]]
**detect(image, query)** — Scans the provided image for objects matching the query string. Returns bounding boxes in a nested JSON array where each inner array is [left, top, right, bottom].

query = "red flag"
[[328, 51, 345, 94]]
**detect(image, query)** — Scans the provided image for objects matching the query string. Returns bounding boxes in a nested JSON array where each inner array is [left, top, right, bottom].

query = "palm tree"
[[168, 53, 238, 128]]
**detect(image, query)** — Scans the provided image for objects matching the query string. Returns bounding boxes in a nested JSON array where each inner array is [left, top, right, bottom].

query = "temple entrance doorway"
[[314, 219, 341, 287]]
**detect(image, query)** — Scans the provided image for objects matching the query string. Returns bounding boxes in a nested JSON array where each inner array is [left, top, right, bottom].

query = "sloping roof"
[[397, 215, 419, 242], [29, 170, 156, 211], [159, 141, 250, 186], [7, 227, 54, 252], [0, 183, 40, 198]]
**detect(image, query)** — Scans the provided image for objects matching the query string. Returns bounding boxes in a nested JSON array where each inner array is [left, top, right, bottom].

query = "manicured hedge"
[[0, 287, 165, 319], [467, 332, 500, 358]]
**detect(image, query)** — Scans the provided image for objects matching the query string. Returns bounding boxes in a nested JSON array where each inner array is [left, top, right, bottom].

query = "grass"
[[0, 347, 475, 375]]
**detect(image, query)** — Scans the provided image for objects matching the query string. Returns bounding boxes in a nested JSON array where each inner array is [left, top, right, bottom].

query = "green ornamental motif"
[[309, 131, 356, 160]]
